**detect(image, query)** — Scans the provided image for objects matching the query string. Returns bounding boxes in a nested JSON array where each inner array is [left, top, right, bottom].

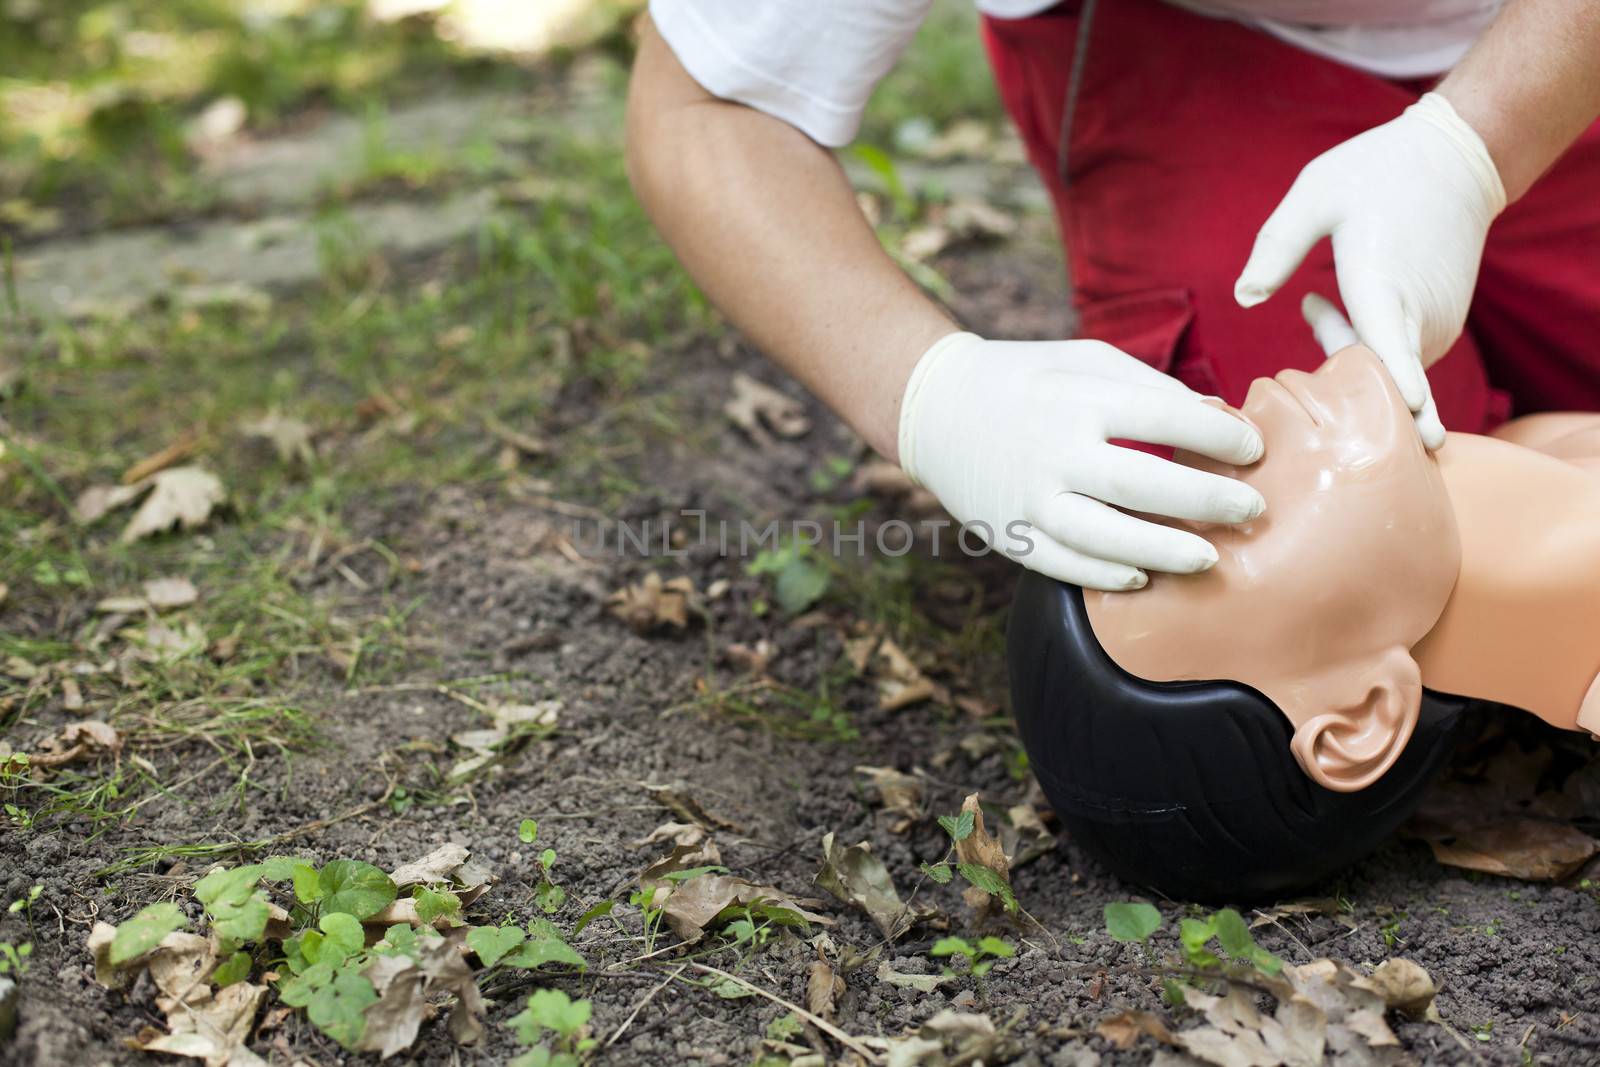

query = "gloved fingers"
[[1413, 389, 1447, 451], [1339, 271, 1430, 413], [1028, 491, 1220, 574], [1009, 529, 1149, 591], [1301, 292, 1360, 357], [1234, 181, 1331, 309], [1063, 339, 1195, 393], [1102, 387, 1264, 466], [1068, 445, 1266, 524]]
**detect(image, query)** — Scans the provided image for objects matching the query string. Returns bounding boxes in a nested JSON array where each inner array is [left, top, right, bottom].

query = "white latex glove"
[[897, 331, 1266, 591], [1234, 92, 1507, 451]]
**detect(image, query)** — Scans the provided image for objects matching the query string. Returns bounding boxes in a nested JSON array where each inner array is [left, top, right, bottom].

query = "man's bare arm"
[[625, 16, 955, 460], [1439, 0, 1600, 201]]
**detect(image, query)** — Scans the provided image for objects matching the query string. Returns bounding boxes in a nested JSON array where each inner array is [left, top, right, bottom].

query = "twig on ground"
[[684, 962, 883, 1065]]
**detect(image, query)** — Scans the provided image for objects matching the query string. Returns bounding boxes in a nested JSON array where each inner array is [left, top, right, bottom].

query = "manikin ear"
[[1289, 647, 1422, 793]]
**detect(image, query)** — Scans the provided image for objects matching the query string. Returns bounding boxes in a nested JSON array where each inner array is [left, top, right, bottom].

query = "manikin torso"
[[1085, 345, 1600, 791], [1413, 431, 1600, 734]]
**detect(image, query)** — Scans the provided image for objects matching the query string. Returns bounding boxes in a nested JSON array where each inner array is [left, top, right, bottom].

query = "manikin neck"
[[1411, 432, 1600, 734]]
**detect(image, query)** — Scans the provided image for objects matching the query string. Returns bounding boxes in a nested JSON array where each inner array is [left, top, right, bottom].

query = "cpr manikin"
[[1005, 299, 1600, 899], [1085, 314, 1600, 792]]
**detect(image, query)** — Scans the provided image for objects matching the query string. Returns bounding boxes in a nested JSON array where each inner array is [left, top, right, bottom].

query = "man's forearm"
[[1438, 0, 1600, 201], [625, 19, 954, 461]]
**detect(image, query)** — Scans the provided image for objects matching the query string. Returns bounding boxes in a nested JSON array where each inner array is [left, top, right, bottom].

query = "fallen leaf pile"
[[87, 925, 266, 1067], [1405, 735, 1600, 880], [1097, 955, 1440, 1066], [76, 466, 226, 543]]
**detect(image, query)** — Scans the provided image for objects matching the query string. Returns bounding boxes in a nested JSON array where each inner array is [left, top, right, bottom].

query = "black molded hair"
[[1007, 572, 1467, 903]]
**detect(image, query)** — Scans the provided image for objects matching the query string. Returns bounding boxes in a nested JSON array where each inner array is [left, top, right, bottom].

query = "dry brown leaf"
[[358, 931, 484, 1057], [655, 872, 832, 942], [723, 639, 776, 675], [61, 676, 84, 712], [76, 483, 146, 524], [996, 803, 1056, 870], [875, 962, 952, 994], [1097, 1009, 1176, 1051], [855, 765, 925, 832], [1249, 899, 1356, 931], [638, 841, 724, 897], [144, 577, 199, 610], [137, 981, 267, 1067], [633, 821, 716, 851], [241, 412, 315, 466], [77, 467, 225, 541], [390, 844, 471, 888], [447, 701, 560, 782], [872, 638, 947, 712], [806, 959, 845, 1022], [912, 1010, 1011, 1066], [1423, 817, 1598, 881], [925, 119, 994, 160], [814, 832, 916, 940], [122, 468, 226, 542], [725, 372, 810, 446], [645, 781, 742, 831], [607, 572, 697, 634], [29, 719, 122, 769], [953, 794, 1011, 911], [899, 198, 1016, 263], [1353, 958, 1438, 1020]]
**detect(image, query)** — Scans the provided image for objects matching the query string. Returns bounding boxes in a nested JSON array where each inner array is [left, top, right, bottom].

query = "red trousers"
[[983, 0, 1600, 430]]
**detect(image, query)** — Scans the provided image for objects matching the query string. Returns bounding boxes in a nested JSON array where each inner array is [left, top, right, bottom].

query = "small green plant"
[[0, 941, 31, 976], [507, 988, 596, 1067], [919, 807, 1019, 913], [1102, 901, 1283, 978], [628, 886, 668, 955], [930, 935, 1015, 978], [746, 541, 831, 616], [9, 884, 41, 925], [518, 819, 566, 914], [92, 853, 586, 1057]]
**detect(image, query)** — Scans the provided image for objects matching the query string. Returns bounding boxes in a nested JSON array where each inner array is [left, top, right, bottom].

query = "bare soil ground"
[[6, 223, 1600, 1066]]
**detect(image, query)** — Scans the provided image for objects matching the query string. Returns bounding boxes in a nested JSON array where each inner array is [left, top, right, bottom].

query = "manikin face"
[[1085, 346, 1462, 791]]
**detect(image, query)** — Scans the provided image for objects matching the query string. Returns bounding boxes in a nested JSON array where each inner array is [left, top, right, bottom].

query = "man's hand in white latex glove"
[[898, 332, 1266, 591], [1234, 92, 1507, 450]]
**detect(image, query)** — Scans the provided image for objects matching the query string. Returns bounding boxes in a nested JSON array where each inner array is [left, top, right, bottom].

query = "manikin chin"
[[1085, 344, 1600, 793]]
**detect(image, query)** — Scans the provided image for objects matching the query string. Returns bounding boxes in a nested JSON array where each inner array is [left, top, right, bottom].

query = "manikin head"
[[1085, 346, 1462, 791]]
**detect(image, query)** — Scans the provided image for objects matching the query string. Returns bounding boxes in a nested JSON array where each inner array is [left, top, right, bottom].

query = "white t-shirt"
[[650, 0, 1502, 147]]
